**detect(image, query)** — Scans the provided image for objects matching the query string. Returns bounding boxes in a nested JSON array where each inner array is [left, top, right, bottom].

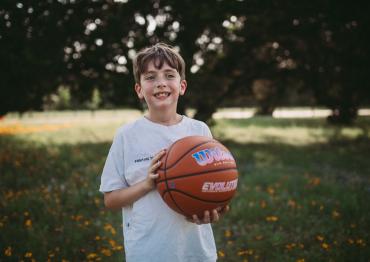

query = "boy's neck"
[[145, 111, 183, 126]]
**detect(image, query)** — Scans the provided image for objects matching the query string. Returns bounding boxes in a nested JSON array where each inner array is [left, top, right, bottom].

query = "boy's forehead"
[[143, 60, 178, 73]]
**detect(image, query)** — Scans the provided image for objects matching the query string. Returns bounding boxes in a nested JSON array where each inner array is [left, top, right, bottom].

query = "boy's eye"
[[144, 75, 155, 80], [166, 74, 175, 78]]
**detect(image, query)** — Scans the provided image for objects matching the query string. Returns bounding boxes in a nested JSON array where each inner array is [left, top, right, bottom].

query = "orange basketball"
[[156, 136, 238, 219]]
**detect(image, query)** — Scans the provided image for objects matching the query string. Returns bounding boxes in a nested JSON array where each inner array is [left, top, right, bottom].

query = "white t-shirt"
[[100, 116, 217, 262]]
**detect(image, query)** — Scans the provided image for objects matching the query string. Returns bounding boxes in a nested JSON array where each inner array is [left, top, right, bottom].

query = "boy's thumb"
[[151, 173, 159, 179]]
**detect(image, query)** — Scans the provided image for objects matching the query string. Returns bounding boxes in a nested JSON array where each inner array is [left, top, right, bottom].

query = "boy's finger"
[[155, 149, 166, 158], [151, 150, 166, 164], [192, 214, 201, 225], [149, 173, 159, 180], [220, 205, 230, 215], [211, 209, 219, 222], [150, 160, 162, 173], [203, 210, 210, 224]]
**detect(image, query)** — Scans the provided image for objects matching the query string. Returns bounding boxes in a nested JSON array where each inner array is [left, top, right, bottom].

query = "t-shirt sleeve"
[[202, 122, 213, 138], [99, 130, 129, 193]]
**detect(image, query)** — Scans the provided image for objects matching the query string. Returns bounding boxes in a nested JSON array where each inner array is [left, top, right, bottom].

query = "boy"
[[100, 43, 227, 261]]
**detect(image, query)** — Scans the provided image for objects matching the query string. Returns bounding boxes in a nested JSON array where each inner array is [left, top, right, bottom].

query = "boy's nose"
[[155, 78, 167, 88]]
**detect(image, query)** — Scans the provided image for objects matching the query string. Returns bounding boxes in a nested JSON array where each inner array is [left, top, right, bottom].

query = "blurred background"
[[1, 0, 370, 261], [1, 0, 369, 123]]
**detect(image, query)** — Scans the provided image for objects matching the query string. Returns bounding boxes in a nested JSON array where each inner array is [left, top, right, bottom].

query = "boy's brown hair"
[[133, 43, 186, 84]]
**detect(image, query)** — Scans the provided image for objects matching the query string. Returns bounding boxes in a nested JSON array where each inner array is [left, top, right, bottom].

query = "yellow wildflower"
[[218, 250, 225, 257], [237, 250, 247, 256], [321, 243, 330, 250], [5, 246, 12, 256], [332, 210, 340, 218], [104, 223, 116, 235], [267, 187, 275, 195], [316, 235, 324, 242], [285, 243, 296, 250], [114, 245, 124, 251], [266, 216, 279, 222], [356, 239, 366, 246], [224, 230, 232, 238], [109, 239, 118, 248], [287, 199, 296, 208], [309, 177, 321, 186], [25, 219, 32, 228], [101, 248, 112, 256], [255, 235, 263, 240], [87, 253, 98, 259]]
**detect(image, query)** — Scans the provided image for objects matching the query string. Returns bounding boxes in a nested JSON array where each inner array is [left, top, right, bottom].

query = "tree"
[[1, 0, 369, 125], [0, 0, 143, 115], [285, 0, 370, 123]]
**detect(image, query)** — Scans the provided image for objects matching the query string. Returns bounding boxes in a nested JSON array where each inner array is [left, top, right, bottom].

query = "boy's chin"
[[151, 101, 178, 110]]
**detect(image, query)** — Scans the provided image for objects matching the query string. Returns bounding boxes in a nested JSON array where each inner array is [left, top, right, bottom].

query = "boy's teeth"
[[155, 92, 169, 97]]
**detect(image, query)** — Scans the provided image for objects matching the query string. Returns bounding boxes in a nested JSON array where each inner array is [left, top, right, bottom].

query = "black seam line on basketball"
[[164, 140, 188, 217], [157, 138, 216, 172], [161, 191, 188, 215], [161, 191, 223, 219], [164, 137, 215, 217], [162, 189, 233, 203], [160, 190, 230, 219], [161, 139, 218, 171], [163, 139, 216, 217], [163, 137, 203, 192], [156, 167, 238, 184]]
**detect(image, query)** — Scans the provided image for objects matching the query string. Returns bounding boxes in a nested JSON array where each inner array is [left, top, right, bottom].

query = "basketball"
[[156, 136, 238, 219]]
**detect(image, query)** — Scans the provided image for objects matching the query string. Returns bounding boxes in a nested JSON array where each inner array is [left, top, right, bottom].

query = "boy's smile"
[[154, 91, 171, 99]]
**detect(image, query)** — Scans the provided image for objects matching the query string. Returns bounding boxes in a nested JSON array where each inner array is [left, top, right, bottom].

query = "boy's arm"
[[104, 180, 153, 210], [104, 149, 166, 210]]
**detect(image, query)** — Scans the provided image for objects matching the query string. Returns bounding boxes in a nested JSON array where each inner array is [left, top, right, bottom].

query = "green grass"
[[1, 112, 369, 261]]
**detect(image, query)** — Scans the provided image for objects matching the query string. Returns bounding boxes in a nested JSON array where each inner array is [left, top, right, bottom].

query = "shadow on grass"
[[1, 135, 369, 261]]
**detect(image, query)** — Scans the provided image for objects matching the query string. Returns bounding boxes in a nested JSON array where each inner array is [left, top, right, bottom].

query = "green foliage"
[[44, 85, 72, 110], [43, 86, 102, 111], [1, 0, 369, 124], [85, 87, 102, 111]]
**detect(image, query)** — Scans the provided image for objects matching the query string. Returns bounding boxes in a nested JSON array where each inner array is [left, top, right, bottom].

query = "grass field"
[[1, 110, 369, 261]]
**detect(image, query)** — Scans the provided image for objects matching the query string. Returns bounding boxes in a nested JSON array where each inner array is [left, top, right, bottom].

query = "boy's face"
[[135, 61, 187, 112]]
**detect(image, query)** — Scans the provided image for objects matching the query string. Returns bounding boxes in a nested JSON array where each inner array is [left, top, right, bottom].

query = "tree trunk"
[[193, 104, 217, 126], [327, 106, 357, 125]]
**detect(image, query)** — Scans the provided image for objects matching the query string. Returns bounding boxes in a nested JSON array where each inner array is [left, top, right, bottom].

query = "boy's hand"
[[186, 205, 230, 224], [144, 149, 166, 191]]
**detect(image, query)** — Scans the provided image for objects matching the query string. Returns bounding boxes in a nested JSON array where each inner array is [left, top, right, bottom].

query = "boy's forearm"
[[104, 180, 152, 209]]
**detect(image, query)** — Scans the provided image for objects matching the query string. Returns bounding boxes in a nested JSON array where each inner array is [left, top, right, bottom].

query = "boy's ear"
[[179, 80, 187, 96], [135, 83, 144, 99]]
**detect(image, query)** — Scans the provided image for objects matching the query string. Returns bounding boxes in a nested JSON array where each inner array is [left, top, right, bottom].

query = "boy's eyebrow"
[[143, 68, 177, 75]]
